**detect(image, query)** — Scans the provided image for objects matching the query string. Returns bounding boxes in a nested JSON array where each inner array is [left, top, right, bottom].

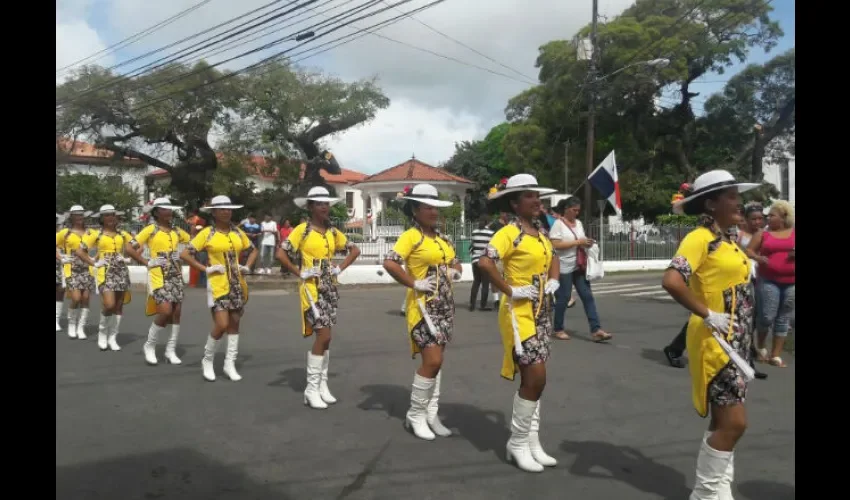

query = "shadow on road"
[[267, 367, 340, 393], [560, 439, 691, 500], [737, 480, 795, 500], [641, 348, 682, 367], [356, 384, 509, 460], [56, 447, 291, 499]]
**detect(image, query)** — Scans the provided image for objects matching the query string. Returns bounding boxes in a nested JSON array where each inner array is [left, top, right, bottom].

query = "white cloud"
[[56, 20, 111, 79], [324, 97, 487, 174], [56, 0, 636, 168]]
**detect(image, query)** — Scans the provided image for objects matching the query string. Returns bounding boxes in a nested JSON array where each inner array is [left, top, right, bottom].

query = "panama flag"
[[587, 150, 622, 215]]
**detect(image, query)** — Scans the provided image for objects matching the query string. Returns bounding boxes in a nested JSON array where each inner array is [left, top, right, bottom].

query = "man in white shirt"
[[259, 214, 278, 274]]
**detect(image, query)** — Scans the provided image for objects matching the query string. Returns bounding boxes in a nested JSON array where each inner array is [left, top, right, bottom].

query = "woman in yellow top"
[[126, 197, 190, 366], [56, 205, 96, 340], [478, 174, 560, 474], [277, 186, 361, 410], [382, 184, 462, 441], [55, 213, 68, 332], [662, 170, 760, 500], [75, 205, 134, 351], [180, 195, 257, 383]]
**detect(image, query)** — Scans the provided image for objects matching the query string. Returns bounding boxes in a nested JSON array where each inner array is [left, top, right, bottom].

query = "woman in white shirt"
[[548, 197, 612, 342]]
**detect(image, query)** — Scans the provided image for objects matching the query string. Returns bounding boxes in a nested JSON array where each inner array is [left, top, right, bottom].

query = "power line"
[[57, 0, 323, 107], [56, 0, 215, 74], [378, 0, 536, 82], [129, 0, 442, 112]]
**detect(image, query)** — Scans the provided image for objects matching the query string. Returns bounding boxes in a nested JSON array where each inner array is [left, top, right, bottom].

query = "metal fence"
[[88, 219, 694, 263]]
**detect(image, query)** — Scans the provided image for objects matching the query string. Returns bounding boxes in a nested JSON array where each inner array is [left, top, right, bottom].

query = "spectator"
[[469, 215, 494, 311], [259, 214, 278, 274]]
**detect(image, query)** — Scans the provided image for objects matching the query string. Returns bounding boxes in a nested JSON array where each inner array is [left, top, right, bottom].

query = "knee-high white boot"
[[55, 301, 64, 332], [427, 371, 451, 437], [406, 373, 436, 441], [144, 323, 164, 365], [319, 351, 336, 404], [690, 433, 734, 500], [76, 308, 89, 340], [107, 315, 121, 351], [506, 392, 544, 473], [222, 334, 242, 381], [67, 309, 79, 339], [529, 400, 557, 466], [97, 314, 109, 350], [705, 431, 736, 500], [202, 336, 220, 382], [164, 325, 182, 364], [304, 352, 328, 409]]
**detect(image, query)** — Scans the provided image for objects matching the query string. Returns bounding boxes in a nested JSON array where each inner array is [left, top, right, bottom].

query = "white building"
[[761, 155, 795, 204], [56, 140, 153, 209]]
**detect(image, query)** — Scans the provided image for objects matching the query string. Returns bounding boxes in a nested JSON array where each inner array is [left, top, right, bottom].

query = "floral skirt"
[[56, 261, 63, 287], [512, 276, 553, 367], [152, 273, 185, 304], [304, 264, 340, 330], [212, 271, 245, 313], [66, 265, 95, 292], [99, 261, 131, 293], [409, 265, 455, 350]]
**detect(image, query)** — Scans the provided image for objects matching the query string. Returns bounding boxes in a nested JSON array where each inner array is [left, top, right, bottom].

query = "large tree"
[[502, 0, 787, 219]]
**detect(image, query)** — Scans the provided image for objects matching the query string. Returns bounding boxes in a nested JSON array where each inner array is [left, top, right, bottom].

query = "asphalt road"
[[56, 273, 795, 500]]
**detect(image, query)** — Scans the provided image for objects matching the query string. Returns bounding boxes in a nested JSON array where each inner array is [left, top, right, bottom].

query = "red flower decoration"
[[402, 185, 413, 195], [500, 177, 508, 187]]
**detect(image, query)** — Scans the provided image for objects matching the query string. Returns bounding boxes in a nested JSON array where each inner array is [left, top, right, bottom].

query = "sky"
[[56, 0, 795, 175]]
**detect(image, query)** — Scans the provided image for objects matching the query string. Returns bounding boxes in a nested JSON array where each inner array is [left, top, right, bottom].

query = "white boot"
[[55, 301, 63, 332], [427, 371, 452, 437], [304, 353, 328, 409], [405, 373, 436, 441], [690, 434, 734, 500], [223, 335, 242, 381], [107, 315, 121, 351], [707, 431, 736, 500], [529, 400, 557, 467], [202, 336, 220, 382], [164, 325, 182, 364], [319, 351, 337, 404], [76, 308, 89, 340], [505, 393, 544, 473], [144, 323, 164, 365], [97, 314, 109, 350], [67, 309, 79, 339]]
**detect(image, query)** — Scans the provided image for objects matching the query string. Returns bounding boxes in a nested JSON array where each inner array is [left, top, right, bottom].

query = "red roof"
[[358, 158, 473, 184], [56, 139, 146, 166], [147, 154, 366, 185]]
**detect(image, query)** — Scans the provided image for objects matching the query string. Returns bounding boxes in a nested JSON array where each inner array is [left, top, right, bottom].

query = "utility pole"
[[564, 140, 569, 193], [583, 0, 599, 223]]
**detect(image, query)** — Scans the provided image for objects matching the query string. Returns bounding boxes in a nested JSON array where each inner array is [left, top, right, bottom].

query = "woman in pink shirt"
[[747, 201, 795, 367]]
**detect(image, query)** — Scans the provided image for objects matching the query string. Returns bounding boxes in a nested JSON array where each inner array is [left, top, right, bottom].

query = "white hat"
[[200, 195, 244, 212], [672, 170, 760, 215], [400, 184, 453, 207], [143, 197, 182, 213], [66, 205, 91, 217], [487, 173, 557, 199], [293, 186, 341, 209], [90, 204, 125, 217]]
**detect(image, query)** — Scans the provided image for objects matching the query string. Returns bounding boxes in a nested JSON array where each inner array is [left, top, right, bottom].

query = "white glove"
[[93, 260, 107, 268], [205, 264, 226, 275], [61, 256, 74, 264], [413, 276, 437, 294], [703, 310, 732, 334], [300, 267, 320, 280], [147, 258, 166, 268], [331, 265, 342, 276], [544, 278, 560, 295], [510, 285, 538, 301], [239, 265, 251, 274], [450, 269, 462, 282]]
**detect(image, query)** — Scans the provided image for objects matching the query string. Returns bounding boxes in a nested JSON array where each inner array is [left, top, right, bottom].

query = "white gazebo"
[[351, 156, 474, 240]]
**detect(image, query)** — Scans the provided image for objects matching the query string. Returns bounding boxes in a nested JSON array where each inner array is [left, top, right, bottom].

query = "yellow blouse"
[[189, 226, 252, 301]]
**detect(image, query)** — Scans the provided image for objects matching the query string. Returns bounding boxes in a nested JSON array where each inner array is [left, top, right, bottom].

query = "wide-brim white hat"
[[65, 205, 92, 217], [488, 174, 557, 199], [400, 183, 453, 207], [90, 204, 125, 217], [294, 186, 341, 209], [672, 170, 760, 215], [200, 195, 244, 212], [144, 197, 182, 213]]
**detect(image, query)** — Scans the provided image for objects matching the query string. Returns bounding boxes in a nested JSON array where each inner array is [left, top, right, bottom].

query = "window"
[[779, 160, 789, 200], [345, 191, 354, 209]]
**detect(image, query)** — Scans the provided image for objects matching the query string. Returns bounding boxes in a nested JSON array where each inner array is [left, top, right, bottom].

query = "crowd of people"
[[56, 170, 793, 497]]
